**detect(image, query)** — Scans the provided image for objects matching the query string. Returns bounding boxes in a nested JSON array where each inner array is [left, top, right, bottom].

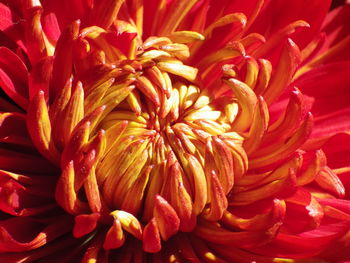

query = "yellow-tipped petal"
[[169, 31, 205, 44], [110, 210, 143, 239], [224, 78, 258, 131], [157, 62, 198, 82]]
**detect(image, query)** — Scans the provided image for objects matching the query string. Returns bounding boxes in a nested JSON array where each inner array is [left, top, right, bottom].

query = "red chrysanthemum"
[[0, 0, 350, 262]]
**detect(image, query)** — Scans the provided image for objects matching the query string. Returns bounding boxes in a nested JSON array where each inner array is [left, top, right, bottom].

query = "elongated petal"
[[26, 90, 60, 164]]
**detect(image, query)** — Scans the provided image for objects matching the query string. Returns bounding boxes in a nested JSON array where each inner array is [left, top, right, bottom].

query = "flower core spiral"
[[49, 21, 248, 251]]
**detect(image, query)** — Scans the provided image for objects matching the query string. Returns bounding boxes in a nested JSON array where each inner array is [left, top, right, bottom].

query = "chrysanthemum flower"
[[0, 0, 350, 262]]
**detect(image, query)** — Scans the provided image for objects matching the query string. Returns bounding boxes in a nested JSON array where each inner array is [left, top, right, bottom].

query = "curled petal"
[[315, 167, 345, 198], [249, 113, 313, 169], [243, 96, 269, 154], [230, 169, 297, 206], [222, 199, 286, 231], [224, 78, 258, 131], [195, 218, 280, 248], [0, 216, 72, 252], [297, 150, 326, 186], [263, 38, 301, 105]]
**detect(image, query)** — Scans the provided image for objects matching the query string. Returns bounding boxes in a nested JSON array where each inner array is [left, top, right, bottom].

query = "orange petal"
[[143, 218, 161, 253], [153, 195, 180, 241], [27, 90, 60, 165], [103, 218, 125, 250]]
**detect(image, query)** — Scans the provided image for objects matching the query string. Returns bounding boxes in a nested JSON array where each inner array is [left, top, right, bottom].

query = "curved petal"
[[0, 47, 29, 109], [0, 216, 72, 252], [249, 0, 331, 49], [293, 62, 350, 147]]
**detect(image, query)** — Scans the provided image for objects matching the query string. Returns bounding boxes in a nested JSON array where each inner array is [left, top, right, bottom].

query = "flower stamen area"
[[49, 22, 248, 252]]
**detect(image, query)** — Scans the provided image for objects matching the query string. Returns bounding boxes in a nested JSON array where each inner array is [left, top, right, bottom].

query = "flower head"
[[0, 0, 350, 262]]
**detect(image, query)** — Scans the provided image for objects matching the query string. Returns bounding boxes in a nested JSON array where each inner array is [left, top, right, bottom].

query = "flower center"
[[54, 23, 248, 248]]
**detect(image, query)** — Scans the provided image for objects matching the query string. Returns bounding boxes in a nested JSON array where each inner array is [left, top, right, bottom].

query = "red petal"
[[0, 112, 32, 146], [0, 148, 57, 174], [90, 0, 124, 29], [321, 4, 350, 55], [194, 218, 281, 248], [55, 161, 89, 214], [105, 32, 137, 57], [50, 20, 80, 99], [294, 61, 350, 117], [0, 235, 79, 263], [0, 216, 72, 252], [250, 0, 331, 48], [294, 62, 350, 147], [0, 172, 56, 216], [103, 219, 125, 250], [0, 47, 29, 109], [41, 12, 61, 43], [283, 188, 324, 233], [73, 213, 101, 238], [153, 195, 180, 241], [0, 3, 13, 31], [249, 221, 350, 258], [318, 198, 350, 216], [262, 38, 301, 105], [321, 133, 350, 169], [143, 217, 161, 253], [28, 56, 53, 101]]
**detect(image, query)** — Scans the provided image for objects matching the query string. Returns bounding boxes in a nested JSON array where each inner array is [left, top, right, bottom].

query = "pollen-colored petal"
[[224, 78, 258, 131], [110, 210, 143, 240], [263, 38, 301, 105], [91, 0, 125, 29], [157, 62, 198, 82], [157, 0, 198, 35], [135, 76, 161, 107], [169, 31, 205, 44], [243, 96, 269, 154]]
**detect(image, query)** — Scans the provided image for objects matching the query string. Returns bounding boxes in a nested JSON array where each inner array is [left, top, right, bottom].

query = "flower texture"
[[0, 0, 350, 262]]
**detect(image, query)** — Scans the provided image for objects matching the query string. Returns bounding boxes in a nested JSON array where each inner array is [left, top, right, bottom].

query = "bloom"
[[0, 0, 350, 262]]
